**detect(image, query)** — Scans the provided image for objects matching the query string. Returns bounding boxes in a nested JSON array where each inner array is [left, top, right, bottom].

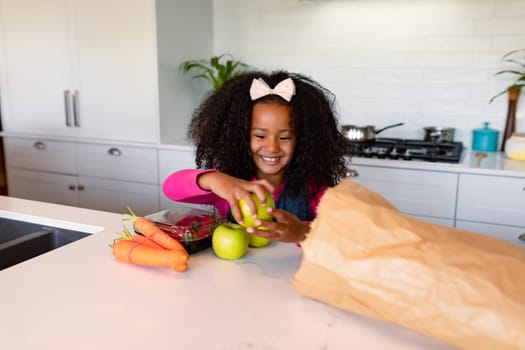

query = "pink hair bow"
[[249, 77, 296, 102]]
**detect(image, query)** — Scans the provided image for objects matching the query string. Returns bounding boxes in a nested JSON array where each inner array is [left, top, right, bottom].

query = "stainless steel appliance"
[[345, 137, 464, 164], [341, 122, 406, 142]]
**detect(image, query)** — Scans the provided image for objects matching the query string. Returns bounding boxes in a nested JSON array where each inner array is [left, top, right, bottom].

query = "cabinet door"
[[0, 0, 74, 134], [456, 174, 525, 227], [4, 137, 77, 174], [349, 165, 458, 220], [77, 143, 158, 184], [456, 220, 525, 247], [78, 176, 159, 216], [72, 0, 158, 142], [6, 168, 79, 207], [158, 148, 196, 182], [0, 0, 159, 142]]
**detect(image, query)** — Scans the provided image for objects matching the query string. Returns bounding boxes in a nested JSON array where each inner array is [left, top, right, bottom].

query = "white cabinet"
[[0, 0, 213, 213], [0, 0, 213, 144], [158, 147, 196, 209], [456, 173, 525, 246], [7, 169, 79, 207], [7, 169, 158, 216], [4, 136, 160, 216], [0, 0, 158, 142], [78, 176, 158, 216], [347, 164, 458, 226], [77, 143, 158, 184], [4, 138, 77, 174]]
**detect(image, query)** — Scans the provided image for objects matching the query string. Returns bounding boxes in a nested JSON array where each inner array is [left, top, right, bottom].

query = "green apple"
[[238, 193, 275, 230], [212, 223, 249, 260], [248, 232, 271, 248]]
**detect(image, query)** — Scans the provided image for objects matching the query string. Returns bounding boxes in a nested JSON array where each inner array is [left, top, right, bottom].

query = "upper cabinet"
[[0, 0, 213, 144]]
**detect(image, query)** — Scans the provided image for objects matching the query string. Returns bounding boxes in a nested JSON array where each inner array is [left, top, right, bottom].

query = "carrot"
[[113, 239, 188, 272], [109, 226, 164, 250], [129, 234, 166, 250], [125, 207, 188, 255]]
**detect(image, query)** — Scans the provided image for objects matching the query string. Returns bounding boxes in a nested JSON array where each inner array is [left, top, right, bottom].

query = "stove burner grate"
[[345, 138, 463, 163]]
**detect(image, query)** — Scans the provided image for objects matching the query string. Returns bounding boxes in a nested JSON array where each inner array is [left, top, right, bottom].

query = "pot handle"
[[375, 121, 406, 134]]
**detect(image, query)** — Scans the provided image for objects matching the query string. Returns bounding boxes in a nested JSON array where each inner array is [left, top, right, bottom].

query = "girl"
[[163, 70, 346, 243]]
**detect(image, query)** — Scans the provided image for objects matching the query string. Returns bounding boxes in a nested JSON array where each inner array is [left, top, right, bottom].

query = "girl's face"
[[250, 102, 296, 185]]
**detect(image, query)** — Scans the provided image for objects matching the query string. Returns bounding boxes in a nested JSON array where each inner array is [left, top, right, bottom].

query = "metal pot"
[[423, 126, 456, 143], [342, 122, 405, 142]]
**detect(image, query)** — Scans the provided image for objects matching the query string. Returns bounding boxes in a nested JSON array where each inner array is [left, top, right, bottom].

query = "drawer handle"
[[108, 148, 122, 157], [519, 234, 525, 243], [68, 184, 76, 191], [77, 184, 85, 191], [64, 90, 72, 127], [33, 141, 46, 150]]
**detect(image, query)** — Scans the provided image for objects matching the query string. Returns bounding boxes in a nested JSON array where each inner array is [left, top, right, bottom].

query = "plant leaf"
[[179, 53, 250, 90], [489, 84, 523, 103], [501, 48, 525, 60], [490, 49, 525, 102]]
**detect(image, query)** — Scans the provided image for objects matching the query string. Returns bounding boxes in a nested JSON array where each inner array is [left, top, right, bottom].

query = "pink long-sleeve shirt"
[[162, 169, 326, 221]]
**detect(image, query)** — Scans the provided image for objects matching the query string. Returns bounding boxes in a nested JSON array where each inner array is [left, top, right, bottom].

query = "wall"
[[157, 0, 213, 144], [213, 0, 525, 146]]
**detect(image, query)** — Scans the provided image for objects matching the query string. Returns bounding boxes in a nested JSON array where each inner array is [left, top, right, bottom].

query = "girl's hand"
[[197, 172, 274, 224], [246, 207, 309, 243]]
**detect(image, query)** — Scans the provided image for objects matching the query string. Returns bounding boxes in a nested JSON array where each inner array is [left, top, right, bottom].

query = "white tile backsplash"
[[492, 35, 525, 50], [405, 53, 473, 68], [213, 0, 525, 147], [495, 1, 525, 17], [476, 19, 525, 34], [425, 36, 492, 51]]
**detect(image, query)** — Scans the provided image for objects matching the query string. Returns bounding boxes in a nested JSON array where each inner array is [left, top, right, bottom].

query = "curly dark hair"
[[188, 70, 347, 200]]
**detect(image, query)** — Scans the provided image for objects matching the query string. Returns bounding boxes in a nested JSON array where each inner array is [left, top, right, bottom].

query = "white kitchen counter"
[[348, 149, 525, 177], [0, 196, 453, 350]]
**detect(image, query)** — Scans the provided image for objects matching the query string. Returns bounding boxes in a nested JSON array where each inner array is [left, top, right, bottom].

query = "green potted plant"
[[489, 48, 525, 103], [179, 54, 250, 90]]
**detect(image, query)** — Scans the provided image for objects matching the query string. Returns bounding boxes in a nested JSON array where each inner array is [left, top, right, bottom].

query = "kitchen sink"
[[0, 217, 90, 270]]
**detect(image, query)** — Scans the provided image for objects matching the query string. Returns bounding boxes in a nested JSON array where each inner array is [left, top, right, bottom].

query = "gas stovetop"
[[345, 138, 464, 164]]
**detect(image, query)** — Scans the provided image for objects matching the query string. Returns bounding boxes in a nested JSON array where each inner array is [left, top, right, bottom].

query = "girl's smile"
[[250, 102, 296, 187]]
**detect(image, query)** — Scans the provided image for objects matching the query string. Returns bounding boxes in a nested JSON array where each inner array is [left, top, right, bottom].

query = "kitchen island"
[[0, 196, 453, 350]]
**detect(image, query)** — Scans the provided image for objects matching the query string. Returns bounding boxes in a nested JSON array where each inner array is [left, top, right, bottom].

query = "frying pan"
[[342, 122, 406, 142]]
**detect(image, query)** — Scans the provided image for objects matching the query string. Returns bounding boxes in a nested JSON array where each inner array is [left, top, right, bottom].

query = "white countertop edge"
[[348, 150, 525, 177], [347, 157, 464, 173], [0, 131, 196, 150]]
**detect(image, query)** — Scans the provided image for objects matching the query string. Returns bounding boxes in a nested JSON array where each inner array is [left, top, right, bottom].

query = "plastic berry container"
[[140, 202, 223, 254]]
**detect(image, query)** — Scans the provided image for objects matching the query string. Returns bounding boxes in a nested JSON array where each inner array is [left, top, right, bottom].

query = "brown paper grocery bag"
[[293, 179, 525, 350]]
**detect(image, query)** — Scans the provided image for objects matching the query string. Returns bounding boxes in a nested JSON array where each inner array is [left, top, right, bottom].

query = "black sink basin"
[[0, 217, 91, 270]]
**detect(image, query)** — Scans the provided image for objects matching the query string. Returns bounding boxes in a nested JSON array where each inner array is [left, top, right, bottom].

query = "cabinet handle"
[[77, 184, 85, 191], [519, 234, 525, 243], [68, 184, 76, 191], [33, 141, 46, 150], [345, 168, 359, 177], [64, 90, 73, 127], [108, 148, 122, 157], [72, 90, 80, 127]]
